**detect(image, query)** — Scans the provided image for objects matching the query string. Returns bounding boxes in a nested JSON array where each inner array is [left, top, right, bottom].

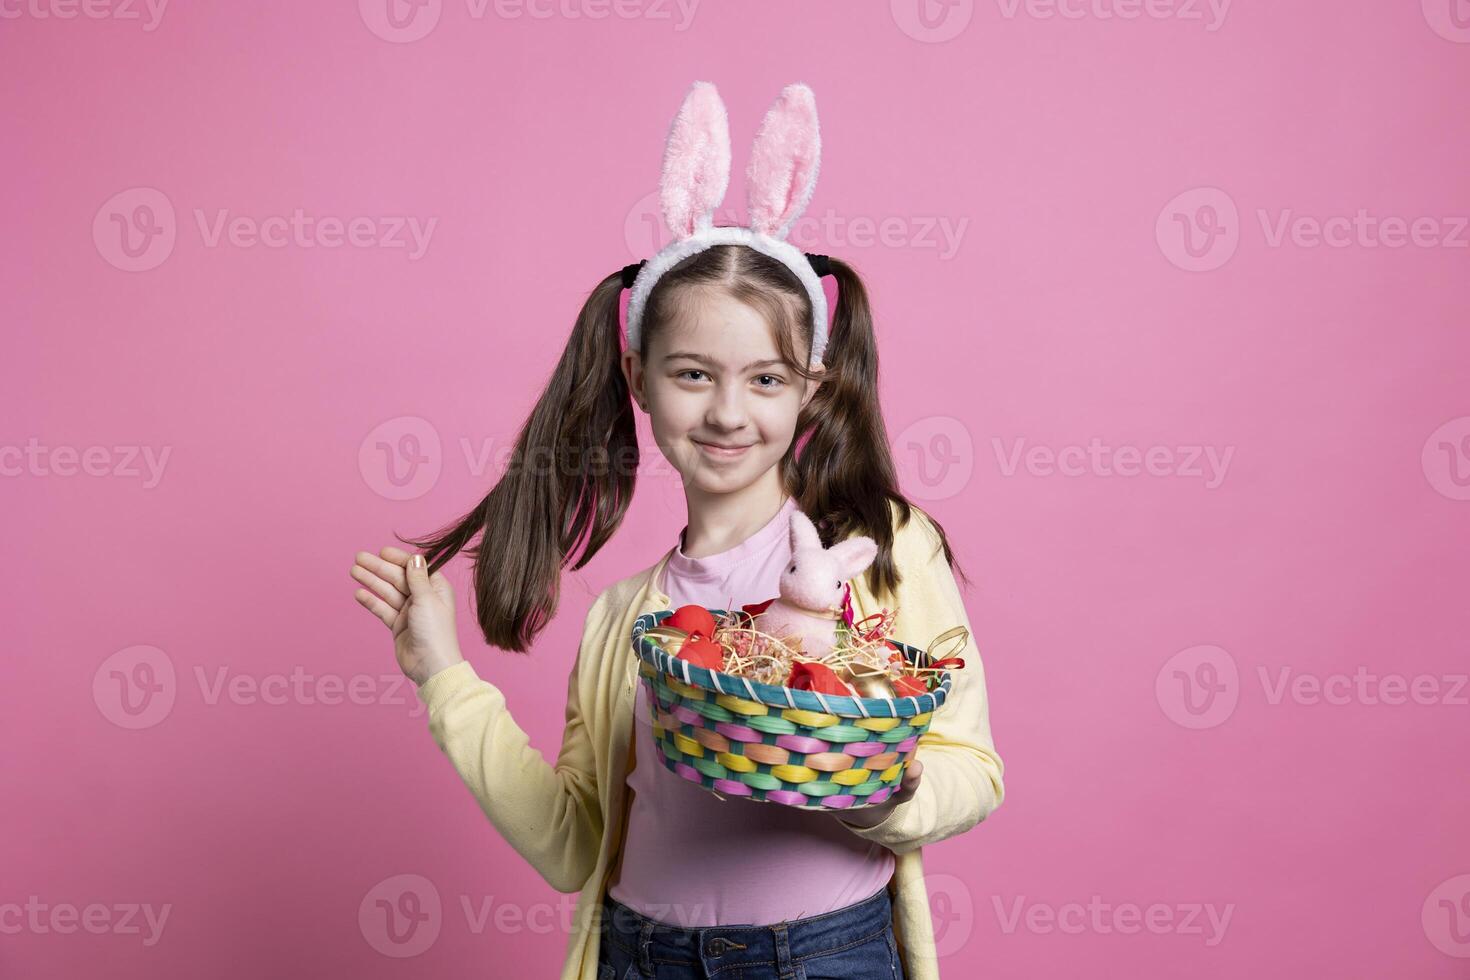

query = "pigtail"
[[787, 257, 968, 596], [400, 270, 638, 653]]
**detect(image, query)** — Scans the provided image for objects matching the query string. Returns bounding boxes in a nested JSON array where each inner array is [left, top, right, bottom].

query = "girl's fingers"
[[355, 550, 408, 594], [404, 552, 431, 596], [349, 562, 405, 610], [353, 587, 400, 630], [378, 545, 414, 568]]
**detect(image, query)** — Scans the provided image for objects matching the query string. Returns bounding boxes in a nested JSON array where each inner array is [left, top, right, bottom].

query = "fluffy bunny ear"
[[659, 80, 732, 240], [788, 509, 823, 554], [829, 536, 878, 581], [746, 82, 821, 240]]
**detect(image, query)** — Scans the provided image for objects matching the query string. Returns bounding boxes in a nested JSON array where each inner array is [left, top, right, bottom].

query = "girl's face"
[[623, 288, 822, 497]]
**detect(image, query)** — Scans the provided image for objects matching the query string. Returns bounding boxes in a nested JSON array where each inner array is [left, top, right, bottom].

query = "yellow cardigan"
[[414, 501, 1006, 979]]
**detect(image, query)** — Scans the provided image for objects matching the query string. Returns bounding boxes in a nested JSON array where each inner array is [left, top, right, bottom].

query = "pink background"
[[4, 2, 1469, 977]]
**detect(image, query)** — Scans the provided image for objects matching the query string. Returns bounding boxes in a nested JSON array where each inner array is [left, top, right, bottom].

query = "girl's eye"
[[754, 375, 784, 389], [678, 369, 708, 382]]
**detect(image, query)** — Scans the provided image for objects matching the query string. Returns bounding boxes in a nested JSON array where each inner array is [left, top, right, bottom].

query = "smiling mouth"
[[693, 439, 755, 457]]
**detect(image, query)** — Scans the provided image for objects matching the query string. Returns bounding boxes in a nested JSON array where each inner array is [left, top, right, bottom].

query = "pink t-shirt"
[[607, 495, 895, 926]]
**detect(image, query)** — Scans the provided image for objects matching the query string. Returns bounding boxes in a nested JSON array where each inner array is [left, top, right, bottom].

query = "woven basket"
[[631, 609, 955, 811]]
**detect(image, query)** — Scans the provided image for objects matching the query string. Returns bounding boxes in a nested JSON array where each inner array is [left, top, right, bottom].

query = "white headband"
[[624, 81, 830, 369]]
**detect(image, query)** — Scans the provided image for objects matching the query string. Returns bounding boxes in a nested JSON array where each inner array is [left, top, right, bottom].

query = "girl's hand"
[[837, 759, 923, 829], [351, 546, 465, 687]]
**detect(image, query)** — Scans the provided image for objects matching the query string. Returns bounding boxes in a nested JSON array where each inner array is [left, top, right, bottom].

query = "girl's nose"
[[705, 385, 750, 430]]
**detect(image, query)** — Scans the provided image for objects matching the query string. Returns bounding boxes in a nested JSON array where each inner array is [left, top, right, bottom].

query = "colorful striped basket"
[[631, 608, 956, 811]]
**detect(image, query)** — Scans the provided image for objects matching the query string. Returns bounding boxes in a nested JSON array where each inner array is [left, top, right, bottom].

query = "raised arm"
[[414, 593, 609, 893]]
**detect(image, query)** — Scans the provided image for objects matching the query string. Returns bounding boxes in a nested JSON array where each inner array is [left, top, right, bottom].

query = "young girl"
[[350, 82, 1005, 980]]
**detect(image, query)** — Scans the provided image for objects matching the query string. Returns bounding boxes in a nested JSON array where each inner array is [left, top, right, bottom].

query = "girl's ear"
[[799, 364, 825, 409], [746, 82, 821, 241], [788, 509, 823, 554], [660, 80, 732, 240], [620, 349, 647, 412]]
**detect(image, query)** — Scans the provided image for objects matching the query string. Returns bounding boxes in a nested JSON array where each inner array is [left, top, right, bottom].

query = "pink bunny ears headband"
[[621, 81, 832, 369]]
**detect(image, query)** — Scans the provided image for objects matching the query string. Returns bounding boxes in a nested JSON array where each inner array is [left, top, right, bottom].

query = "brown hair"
[[402, 243, 964, 652]]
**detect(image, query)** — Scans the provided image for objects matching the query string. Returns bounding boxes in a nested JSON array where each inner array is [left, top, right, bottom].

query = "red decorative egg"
[[666, 604, 717, 638], [679, 632, 726, 671], [891, 675, 928, 698], [787, 661, 858, 696]]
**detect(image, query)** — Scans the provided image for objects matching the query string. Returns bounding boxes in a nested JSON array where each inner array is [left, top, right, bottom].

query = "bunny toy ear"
[[746, 83, 821, 240], [788, 509, 823, 553], [829, 536, 879, 580], [659, 80, 732, 240]]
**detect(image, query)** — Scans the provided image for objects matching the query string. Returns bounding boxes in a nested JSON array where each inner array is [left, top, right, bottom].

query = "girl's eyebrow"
[[663, 351, 786, 371]]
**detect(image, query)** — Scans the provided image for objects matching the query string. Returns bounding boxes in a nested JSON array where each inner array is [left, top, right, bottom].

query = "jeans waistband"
[[600, 886, 892, 973]]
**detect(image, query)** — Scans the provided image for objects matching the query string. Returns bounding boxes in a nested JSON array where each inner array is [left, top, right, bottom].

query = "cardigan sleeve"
[[837, 506, 1006, 855], [413, 592, 609, 893]]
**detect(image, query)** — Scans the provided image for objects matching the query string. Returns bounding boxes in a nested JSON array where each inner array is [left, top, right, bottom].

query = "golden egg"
[[835, 664, 898, 700]]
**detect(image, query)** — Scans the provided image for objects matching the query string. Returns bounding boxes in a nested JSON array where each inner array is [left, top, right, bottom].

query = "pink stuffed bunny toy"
[[748, 510, 878, 659]]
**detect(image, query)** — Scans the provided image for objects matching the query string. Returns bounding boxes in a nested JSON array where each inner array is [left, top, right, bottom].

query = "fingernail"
[[411, 554, 424, 568]]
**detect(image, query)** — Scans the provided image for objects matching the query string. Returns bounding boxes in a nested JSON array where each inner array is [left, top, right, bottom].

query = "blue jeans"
[[597, 885, 905, 980]]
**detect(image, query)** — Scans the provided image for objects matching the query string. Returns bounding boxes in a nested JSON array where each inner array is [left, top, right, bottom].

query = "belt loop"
[[637, 919, 656, 978], [772, 922, 797, 979]]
